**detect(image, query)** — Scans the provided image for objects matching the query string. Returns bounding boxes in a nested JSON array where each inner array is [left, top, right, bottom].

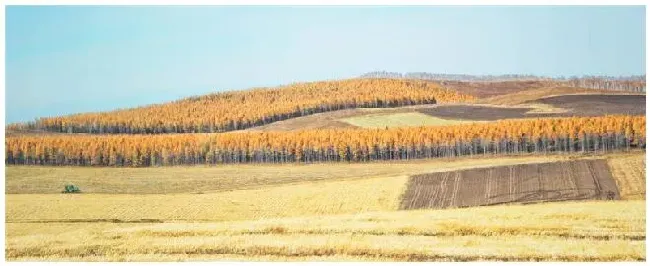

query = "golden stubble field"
[[5, 151, 646, 262], [6, 201, 645, 261], [608, 153, 646, 200], [6, 154, 575, 194]]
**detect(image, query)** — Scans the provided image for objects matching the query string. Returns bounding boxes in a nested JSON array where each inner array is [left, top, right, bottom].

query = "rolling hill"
[[5, 75, 648, 262], [7, 78, 474, 134]]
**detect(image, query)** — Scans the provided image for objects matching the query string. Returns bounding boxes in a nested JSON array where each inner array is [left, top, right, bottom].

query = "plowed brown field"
[[417, 94, 645, 120], [400, 159, 620, 210], [480, 87, 641, 105], [529, 94, 645, 116]]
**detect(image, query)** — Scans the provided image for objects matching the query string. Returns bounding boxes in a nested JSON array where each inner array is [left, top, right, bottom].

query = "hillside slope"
[[242, 85, 645, 132], [9, 78, 474, 134], [439, 80, 557, 98]]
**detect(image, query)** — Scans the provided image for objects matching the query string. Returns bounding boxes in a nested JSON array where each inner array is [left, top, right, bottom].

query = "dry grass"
[[6, 152, 641, 223], [6, 175, 408, 222], [5, 151, 644, 261], [608, 153, 646, 200], [339, 112, 476, 128], [6, 154, 576, 194], [109, 199, 645, 239], [6, 201, 645, 261]]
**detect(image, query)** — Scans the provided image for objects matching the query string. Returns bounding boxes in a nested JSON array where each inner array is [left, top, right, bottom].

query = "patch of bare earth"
[[416, 94, 645, 121], [242, 109, 361, 131], [416, 104, 551, 120], [241, 105, 439, 132], [528, 94, 645, 116], [481, 87, 643, 105], [399, 159, 620, 210]]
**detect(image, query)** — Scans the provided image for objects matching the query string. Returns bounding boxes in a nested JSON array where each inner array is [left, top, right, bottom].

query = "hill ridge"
[[8, 78, 474, 134]]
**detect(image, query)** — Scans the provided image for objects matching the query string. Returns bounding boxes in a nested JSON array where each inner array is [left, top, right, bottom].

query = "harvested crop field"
[[480, 87, 641, 105], [529, 94, 646, 116], [418, 94, 645, 120], [418, 105, 551, 120], [6, 154, 569, 194], [6, 200, 645, 261], [339, 112, 474, 128], [608, 153, 646, 200], [400, 159, 620, 210]]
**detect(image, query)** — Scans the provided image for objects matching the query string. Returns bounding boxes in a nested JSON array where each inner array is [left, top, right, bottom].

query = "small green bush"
[[62, 184, 81, 193]]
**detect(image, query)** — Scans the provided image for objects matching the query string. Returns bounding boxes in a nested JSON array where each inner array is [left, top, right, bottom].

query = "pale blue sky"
[[6, 6, 646, 124]]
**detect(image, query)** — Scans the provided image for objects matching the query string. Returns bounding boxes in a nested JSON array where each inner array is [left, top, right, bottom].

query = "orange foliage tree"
[[6, 115, 645, 166], [10, 78, 475, 134]]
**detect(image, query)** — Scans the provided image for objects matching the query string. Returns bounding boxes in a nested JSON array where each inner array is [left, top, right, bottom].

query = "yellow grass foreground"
[[608, 153, 646, 200], [6, 154, 573, 194], [9, 153, 639, 223], [6, 152, 645, 261], [6, 175, 408, 222], [6, 201, 645, 262]]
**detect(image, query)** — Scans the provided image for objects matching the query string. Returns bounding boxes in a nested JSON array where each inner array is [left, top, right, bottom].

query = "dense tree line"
[[361, 71, 646, 92], [6, 115, 644, 167], [7, 79, 474, 134]]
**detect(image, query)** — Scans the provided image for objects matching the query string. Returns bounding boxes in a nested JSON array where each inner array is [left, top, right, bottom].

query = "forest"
[[6, 79, 474, 134], [5, 115, 644, 167]]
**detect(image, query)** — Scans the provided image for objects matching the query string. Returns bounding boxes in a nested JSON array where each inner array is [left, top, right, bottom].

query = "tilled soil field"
[[529, 94, 645, 116], [399, 159, 620, 210], [417, 94, 645, 120], [417, 105, 552, 120], [480, 87, 640, 105]]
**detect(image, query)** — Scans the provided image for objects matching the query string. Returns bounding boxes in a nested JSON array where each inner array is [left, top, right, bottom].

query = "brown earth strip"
[[528, 94, 645, 116], [417, 105, 547, 120], [242, 109, 362, 131], [417, 94, 645, 121], [399, 159, 620, 210], [480, 86, 641, 105]]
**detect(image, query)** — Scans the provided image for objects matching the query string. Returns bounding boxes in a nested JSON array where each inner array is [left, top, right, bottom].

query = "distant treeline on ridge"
[[7, 79, 474, 134], [360, 71, 646, 92]]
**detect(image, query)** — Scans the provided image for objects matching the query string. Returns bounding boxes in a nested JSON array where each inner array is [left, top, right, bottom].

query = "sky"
[[5, 6, 646, 124]]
